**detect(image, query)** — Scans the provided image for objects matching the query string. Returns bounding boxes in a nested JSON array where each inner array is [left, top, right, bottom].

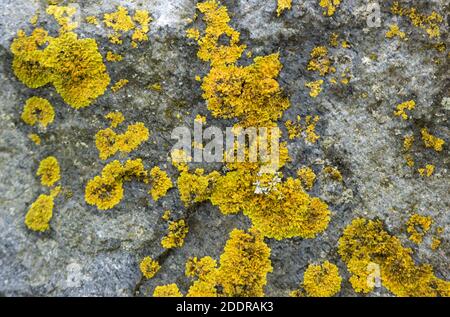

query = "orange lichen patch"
[[85, 159, 147, 210], [297, 167, 316, 190], [386, 24, 406, 39], [418, 164, 435, 177], [21, 97, 55, 128], [391, 2, 443, 38], [95, 122, 149, 160], [139, 256, 160, 279], [291, 261, 342, 297], [86, 16, 99, 25], [407, 214, 432, 244], [185, 228, 272, 297], [104, 111, 125, 128], [153, 284, 183, 297], [11, 27, 110, 108], [37, 156, 61, 187], [277, 0, 292, 16], [149, 166, 173, 201], [319, 0, 341, 17], [28, 133, 41, 145], [25, 186, 61, 232], [421, 128, 445, 152], [161, 219, 189, 249], [403, 135, 414, 151], [46, 5, 78, 32], [394, 100, 415, 120], [106, 51, 123, 62], [323, 166, 343, 182], [305, 80, 324, 98], [195, 0, 289, 127], [339, 218, 450, 296], [111, 79, 129, 92], [307, 46, 336, 76]]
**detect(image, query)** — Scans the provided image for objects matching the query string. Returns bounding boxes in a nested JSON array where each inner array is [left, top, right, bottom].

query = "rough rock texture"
[[0, 0, 448, 296]]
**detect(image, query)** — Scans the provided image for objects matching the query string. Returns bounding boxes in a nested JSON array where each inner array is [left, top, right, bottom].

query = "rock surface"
[[0, 0, 448, 296]]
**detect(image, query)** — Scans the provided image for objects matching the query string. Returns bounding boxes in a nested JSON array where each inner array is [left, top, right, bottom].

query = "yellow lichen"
[[161, 219, 189, 249], [431, 238, 441, 250], [323, 166, 343, 182], [46, 5, 78, 32], [185, 228, 272, 297], [11, 27, 110, 108], [403, 135, 414, 151], [285, 119, 302, 140], [421, 128, 445, 152], [139, 256, 160, 279], [25, 186, 60, 232], [339, 218, 450, 296], [319, 0, 341, 17], [149, 83, 162, 91], [106, 51, 123, 62], [329, 33, 339, 47], [407, 214, 432, 244], [307, 46, 336, 76], [103, 6, 134, 44], [111, 79, 129, 92], [418, 164, 435, 177], [153, 284, 183, 297], [95, 122, 149, 160], [84, 159, 147, 210], [196, 0, 289, 127], [394, 100, 415, 120], [386, 24, 406, 40], [292, 261, 342, 297], [186, 28, 200, 40], [305, 80, 324, 98], [297, 167, 316, 190], [304, 115, 320, 143], [104, 111, 125, 128], [391, 2, 443, 39], [37, 156, 60, 187], [85, 16, 99, 25], [132, 9, 152, 45], [149, 166, 173, 201], [277, 0, 292, 16], [178, 168, 221, 206], [28, 133, 41, 145], [21, 97, 55, 128], [162, 210, 171, 221]]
